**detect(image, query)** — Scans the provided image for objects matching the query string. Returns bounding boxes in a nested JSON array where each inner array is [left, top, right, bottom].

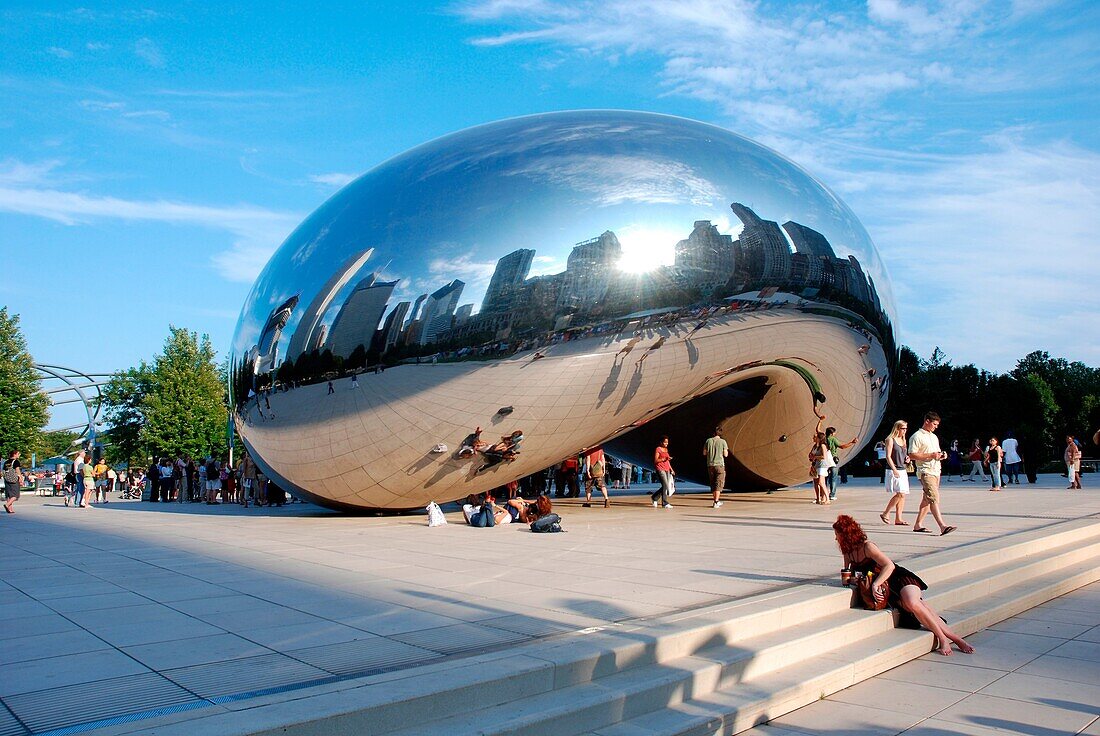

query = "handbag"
[[904, 460, 915, 474], [2, 463, 19, 485], [858, 572, 890, 611]]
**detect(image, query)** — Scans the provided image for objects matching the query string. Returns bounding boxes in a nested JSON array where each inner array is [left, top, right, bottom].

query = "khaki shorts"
[[708, 465, 726, 494], [919, 473, 940, 503]]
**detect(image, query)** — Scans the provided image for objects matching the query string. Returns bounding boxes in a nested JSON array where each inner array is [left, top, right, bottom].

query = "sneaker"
[[713, 501, 723, 508], [663, 503, 674, 509], [828, 494, 837, 501], [582, 502, 592, 508], [652, 500, 659, 508]]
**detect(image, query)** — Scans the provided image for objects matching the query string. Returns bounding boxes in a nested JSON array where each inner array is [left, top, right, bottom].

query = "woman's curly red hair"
[[832, 514, 867, 556]]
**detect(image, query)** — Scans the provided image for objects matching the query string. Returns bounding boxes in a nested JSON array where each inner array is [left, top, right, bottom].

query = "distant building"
[[557, 231, 622, 315], [325, 274, 398, 358], [419, 279, 465, 345], [454, 303, 474, 325], [782, 221, 836, 261], [253, 294, 299, 375], [286, 247, 373, 360], [379, 301, 411, 353], [482, 248, 535, 313], [730, 204, 791, 287], [674, 220, 735, 293]]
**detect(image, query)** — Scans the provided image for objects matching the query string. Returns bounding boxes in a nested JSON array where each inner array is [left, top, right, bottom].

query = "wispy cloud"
[[457, 0, 1100, 370], [308, 172, 358, 188], [46, 46, 73, 59], [134, 37, 164, 67], [0, 160, 301, 283], [507, 153, 720, 206]]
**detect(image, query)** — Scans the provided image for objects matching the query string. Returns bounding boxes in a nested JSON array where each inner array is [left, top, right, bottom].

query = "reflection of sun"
[[617, 228, 680, 273]]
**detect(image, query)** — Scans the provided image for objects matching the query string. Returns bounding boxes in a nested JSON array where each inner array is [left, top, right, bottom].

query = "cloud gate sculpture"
[[231, 111, 897, 512]]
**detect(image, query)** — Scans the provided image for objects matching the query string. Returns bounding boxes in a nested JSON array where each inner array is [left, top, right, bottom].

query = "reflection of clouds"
[[507, 154, 720, 206], [290, 225, 329, 265], [414, 119, 666, 181]]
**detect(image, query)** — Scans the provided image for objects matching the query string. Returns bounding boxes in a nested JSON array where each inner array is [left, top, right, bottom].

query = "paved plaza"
[[749, 579, 1100, 736], [1, 474, 1097, 735]]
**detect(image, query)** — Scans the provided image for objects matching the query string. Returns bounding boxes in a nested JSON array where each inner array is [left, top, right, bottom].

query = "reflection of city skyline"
[[259, 202, 888, 373]]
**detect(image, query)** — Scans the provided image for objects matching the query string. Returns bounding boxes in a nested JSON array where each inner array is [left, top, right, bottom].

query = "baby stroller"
[[119, 479, 142, 500]]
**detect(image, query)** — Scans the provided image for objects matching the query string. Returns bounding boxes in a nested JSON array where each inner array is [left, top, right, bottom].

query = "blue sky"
[[1, 1, 1097, 429]]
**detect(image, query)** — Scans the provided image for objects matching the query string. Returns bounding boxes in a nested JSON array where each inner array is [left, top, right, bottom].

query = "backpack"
[[530, 513, 563, 533], [590, 460, 604, 477]]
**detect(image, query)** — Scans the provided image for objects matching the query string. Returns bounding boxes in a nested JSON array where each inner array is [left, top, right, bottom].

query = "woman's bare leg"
[[894, 494, 906, 522], [900, 586, 973, 655]]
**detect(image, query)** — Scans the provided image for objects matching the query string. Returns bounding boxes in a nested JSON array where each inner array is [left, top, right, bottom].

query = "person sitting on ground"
[[833, 514, 974, 656], [505, 494, 552, 524], [477, 430, 524, 472], [462, 493, 515, 527], [457, 427, 486, 458]]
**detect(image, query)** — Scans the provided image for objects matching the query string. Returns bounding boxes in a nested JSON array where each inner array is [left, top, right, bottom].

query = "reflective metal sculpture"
[[231, 111, 897, 511]]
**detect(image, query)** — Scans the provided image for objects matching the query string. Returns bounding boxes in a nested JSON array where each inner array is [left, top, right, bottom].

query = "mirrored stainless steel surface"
[[231, 111, 897, 511]]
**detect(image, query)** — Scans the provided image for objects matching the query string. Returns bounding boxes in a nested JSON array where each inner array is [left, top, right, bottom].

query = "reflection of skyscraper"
[[380, 301, 411, 352], [254, 294, 299, 375], [482, 249, 534, 313], [730, 204, 790, 286], [405, 293, 428, 331], [674, 221, 735, 292], [325, 274, 398, 358], [455, 303, 474, 325], [419, 279, 465, 345], [557, 231, 621, 314], [782, 222, 836, 261], [286, 247, 373, 359]]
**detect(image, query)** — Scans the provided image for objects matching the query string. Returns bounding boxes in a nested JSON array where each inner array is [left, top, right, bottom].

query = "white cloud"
[[46, 46, 73, 58], [308, 172, 358, 187], [852, 135, 1100, 369], [0, 163, 301, 283], [134, 37, 164, 67], [507, 153, 721, 206], [85, 41, 111, 51]]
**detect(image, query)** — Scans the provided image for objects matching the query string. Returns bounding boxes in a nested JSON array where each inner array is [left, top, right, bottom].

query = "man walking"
[[825, 427, 857, 501], [703, 427, 728, 508], [581, 445, 610, 508], [909, 411, 957, 536]]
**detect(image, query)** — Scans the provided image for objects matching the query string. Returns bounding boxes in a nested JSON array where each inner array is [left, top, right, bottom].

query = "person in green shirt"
[[825, 426, 857, 501], [703, 427, 729, 508]]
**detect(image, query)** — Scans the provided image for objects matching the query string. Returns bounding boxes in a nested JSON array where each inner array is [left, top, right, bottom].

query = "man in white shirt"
[[1001, 433, 1021, 485], [908, 411, 957, 536]]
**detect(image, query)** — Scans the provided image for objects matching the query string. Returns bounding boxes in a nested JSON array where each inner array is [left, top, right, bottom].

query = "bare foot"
[[933, 639, 952, 656], [955, 641, 975, 654]]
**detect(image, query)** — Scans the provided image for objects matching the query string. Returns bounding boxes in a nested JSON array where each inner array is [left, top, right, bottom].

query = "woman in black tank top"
[[834, 514, 974, 656]]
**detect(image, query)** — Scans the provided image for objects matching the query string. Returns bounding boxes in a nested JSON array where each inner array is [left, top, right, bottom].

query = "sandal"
[[913, 527, 932, 533], [894, 521, 908, 525], [879, 513, 890, 524], [941, 526, 957, 536]]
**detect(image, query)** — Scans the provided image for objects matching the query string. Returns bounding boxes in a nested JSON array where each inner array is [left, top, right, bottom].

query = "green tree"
[[102, 363, 155, 464], [141, 327, 228, 460], [0, 307, 49, 455], [33, 429, 81, 460], [101, 326, 229, 463]]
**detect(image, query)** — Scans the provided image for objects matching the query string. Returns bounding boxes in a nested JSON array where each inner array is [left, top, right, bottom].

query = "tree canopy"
[[102, 326, 228, 463], [0, 307, 49, 456], [869, 346, 1100, 468]]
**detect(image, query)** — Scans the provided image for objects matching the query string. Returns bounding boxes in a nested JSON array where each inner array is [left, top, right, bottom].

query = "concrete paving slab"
[[0, 474, 1097, 735]]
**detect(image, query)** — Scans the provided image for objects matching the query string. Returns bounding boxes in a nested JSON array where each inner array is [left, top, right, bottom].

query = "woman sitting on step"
[[833, 514, 975, 657]]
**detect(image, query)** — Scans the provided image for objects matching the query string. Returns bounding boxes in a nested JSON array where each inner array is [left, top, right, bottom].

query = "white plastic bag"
[[426, 501, 447, 527]]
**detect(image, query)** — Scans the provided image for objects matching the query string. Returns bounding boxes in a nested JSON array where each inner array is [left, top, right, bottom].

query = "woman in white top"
[[880, 420, 911, 525]]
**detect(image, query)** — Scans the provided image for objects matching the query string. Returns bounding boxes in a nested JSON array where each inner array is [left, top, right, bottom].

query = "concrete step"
[[585, 553, 1100, 736], [380, 524, 1100, 736], [141, 518, 1100, 736]]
